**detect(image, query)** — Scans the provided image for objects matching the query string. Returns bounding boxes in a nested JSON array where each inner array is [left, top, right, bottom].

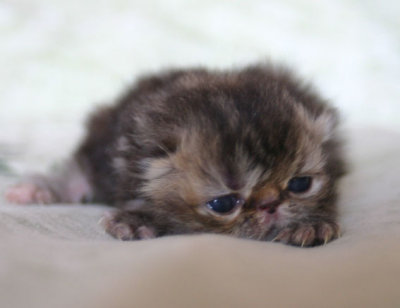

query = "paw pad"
[[6, 183, 55, 205]]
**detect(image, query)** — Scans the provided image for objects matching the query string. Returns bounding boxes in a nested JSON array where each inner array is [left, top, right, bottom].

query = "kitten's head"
[[122, 66, 346, 239]]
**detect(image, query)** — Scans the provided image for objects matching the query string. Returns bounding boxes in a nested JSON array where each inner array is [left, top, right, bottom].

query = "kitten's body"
[[6, 64, 346, 246]]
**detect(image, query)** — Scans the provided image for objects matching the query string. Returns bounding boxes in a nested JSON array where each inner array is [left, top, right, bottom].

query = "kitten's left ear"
[[314, 108, 339, 142]]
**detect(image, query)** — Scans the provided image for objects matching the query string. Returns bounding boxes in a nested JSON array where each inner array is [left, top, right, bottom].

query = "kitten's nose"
[[257, 196, 281, 214], [252, 185, 282, 214], [254, 187, 281, 214]]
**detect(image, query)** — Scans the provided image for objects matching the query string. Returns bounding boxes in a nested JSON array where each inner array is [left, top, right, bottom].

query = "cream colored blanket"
[[1, 127, 399, 308]]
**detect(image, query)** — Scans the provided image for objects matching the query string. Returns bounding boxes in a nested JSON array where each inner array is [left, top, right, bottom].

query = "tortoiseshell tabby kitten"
[[6, 64, 346, 246]]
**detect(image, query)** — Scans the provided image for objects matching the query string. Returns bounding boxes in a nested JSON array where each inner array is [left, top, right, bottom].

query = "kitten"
[[6, 64, 346, 246]]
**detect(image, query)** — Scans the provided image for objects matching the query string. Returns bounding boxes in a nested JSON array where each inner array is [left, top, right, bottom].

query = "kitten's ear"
[[296, 104, 339, 142], [314, 108, 339, 142]]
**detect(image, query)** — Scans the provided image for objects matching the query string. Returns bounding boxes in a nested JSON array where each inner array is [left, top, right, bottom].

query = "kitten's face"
[[138, 99, 338, 240]]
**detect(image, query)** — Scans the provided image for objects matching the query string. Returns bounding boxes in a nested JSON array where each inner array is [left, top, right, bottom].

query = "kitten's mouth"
[[257, 208, 280, 225]]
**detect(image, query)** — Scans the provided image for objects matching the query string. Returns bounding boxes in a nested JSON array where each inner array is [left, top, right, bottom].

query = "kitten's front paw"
[[5, 183, 56, 205], [100, 211, 157, 241], [273, 221, 340, 247]]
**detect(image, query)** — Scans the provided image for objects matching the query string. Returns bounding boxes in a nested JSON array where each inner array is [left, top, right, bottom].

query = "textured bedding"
[[1, 1, 400, 307], [1, 127, 400, 308]]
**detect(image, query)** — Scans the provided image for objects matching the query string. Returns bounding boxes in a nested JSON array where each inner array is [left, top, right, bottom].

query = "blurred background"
[[0, 0, 399, 175]]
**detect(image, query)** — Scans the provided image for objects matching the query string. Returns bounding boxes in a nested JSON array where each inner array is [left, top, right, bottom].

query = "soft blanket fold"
[[1, 127, 400, 308]]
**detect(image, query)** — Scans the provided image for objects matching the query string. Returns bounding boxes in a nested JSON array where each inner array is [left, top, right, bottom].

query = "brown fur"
[[7, 63, 346, 246]]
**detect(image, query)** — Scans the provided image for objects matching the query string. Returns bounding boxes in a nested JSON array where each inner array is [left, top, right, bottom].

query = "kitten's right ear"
[[296, 104, 339, 142], [314, 108, 339, 142]]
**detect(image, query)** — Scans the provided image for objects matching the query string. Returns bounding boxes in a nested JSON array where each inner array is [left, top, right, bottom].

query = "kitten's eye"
[[206, 194, 243, 214], [287, 176, 312, 193]]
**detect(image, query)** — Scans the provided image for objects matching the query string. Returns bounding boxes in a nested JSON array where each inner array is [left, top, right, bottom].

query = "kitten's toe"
[[273, 225, 315, 246], [316, 222, 340, 245], [291, 225, 316, 247], [273, 221, 339, 247], [5, 183, 55, 205], [101, 212, 134, 240], [100, 211, 156, 241], [107, 222, 134, 241], [272, 228, 292, 244]]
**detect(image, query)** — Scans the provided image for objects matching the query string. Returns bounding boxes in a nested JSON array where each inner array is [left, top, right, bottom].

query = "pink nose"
[[257, 196, 281, 214]]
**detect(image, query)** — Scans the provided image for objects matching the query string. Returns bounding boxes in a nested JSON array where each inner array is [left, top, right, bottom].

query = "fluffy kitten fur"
[[6, 64, 346, 246]]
